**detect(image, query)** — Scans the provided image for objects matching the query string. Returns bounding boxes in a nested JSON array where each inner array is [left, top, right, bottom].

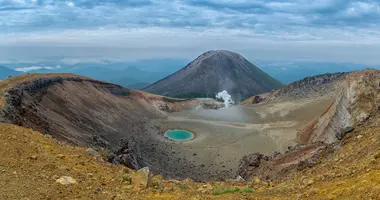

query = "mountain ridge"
[[0, 66, 21, 79]]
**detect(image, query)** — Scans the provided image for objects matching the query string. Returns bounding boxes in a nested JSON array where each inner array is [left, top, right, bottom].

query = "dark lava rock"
[[92, 135, 110, 149], [336, 126, 355, 140], [252, 95, 265, 104], [108, 153, 123, 164], [237, 153, 264, 180], [114, 140, 142, 170], [270, 151, 281, 159]]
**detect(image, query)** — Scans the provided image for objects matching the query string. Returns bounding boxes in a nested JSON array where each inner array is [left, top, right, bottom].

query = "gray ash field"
[[138, 95, 335, 180]]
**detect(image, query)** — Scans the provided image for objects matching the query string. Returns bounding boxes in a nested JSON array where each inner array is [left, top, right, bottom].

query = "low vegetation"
[[2, 122, 380, 199], [212, 187, 253, 195]]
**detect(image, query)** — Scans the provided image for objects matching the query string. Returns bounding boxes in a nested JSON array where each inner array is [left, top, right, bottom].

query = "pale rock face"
[[132, 167, 152, 188], [56, 176, 77, 185]]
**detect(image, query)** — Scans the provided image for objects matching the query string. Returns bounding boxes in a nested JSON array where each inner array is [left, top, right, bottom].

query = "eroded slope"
[[238, 69, 380, 181], [0, 73, 199, 170]]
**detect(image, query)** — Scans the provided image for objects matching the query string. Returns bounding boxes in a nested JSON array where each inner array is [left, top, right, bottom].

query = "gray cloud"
[[2, 0, 380, 31], [0, 0, 380, 64]]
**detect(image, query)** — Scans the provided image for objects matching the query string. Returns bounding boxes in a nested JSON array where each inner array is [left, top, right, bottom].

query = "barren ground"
[[148, 94, 335, 180]]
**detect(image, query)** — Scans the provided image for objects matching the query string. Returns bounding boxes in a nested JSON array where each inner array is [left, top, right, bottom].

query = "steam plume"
[[216, 90, 234, 108]]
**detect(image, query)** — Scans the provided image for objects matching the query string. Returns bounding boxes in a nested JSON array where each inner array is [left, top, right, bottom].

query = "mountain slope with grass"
[[2, 124, 380, 199]]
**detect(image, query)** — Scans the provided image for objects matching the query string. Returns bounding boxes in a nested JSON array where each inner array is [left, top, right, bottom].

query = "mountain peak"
[[205, 49, 237, 54], [196, 50, 243, 60], [144, 50, 283, 101], [203, 50, 235, 55]]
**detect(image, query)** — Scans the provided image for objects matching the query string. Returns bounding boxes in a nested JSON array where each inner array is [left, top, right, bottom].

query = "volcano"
[[144, 50, 283, 102]]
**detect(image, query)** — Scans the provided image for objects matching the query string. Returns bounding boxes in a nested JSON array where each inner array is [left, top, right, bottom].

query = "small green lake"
[[164, 129, 194, 141]]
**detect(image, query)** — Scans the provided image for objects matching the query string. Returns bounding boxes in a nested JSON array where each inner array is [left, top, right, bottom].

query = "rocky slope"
[[241, 72, 347, 104], [0, 73, 202, 170], [238, 69, 380, 181], [144, 50, 283, 102], [245, 69, 379, 145]]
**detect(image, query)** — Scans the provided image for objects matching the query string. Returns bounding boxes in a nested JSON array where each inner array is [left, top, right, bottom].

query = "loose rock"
[[234, 175, 245, 182], [86, 148, 100, 156], [57, 154, 65, 159], [56, 176, 77, 185], [30, 155, 38, 160]]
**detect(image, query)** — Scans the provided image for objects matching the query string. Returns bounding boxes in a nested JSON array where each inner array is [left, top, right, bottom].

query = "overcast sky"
[[1, 0, 380, 65]]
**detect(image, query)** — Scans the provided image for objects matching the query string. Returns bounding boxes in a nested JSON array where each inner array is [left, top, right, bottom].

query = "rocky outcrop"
[[111, 140, 142, 169], [237, 143, 326, 181], [242, 69, 379, 146], [297, 69, 380, 144], [237, 153, 265, 180], [242, 72, 346, 105], [272, 72, 346, 99]]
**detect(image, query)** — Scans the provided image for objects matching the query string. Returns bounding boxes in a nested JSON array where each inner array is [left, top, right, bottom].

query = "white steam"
[[216, 90, 234, 108]]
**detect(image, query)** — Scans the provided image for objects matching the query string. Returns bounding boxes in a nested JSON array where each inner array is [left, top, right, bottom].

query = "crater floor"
[[138, 95, 335, 180]]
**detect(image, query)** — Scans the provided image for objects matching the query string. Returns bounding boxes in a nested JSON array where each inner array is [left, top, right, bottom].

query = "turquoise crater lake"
[[164, 129, 195, 141]]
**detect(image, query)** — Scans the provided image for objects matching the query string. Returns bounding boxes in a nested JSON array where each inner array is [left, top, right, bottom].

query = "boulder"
[[252, 96, 265, 104], [114, 140, 141, 169], [132, 167, 152, 188], [86, 148, 104, 162]]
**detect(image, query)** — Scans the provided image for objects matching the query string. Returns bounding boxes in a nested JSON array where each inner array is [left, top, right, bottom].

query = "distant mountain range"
[[1, 59, 377, 90], [2, 64, 184, 89], [66, 66, 170, 88], [0, 66, 21, 79], [144, 50, 283, 101], [257, 61, 372, 84]]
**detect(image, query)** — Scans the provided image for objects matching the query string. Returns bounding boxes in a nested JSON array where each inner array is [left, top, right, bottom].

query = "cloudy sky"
[[1, 0, 380, 65]]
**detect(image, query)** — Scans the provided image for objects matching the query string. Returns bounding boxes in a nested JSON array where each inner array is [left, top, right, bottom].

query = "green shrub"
[[239, 187, 254, 193], [212, 187, 254, 195], [212, 187, 240, 195]]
